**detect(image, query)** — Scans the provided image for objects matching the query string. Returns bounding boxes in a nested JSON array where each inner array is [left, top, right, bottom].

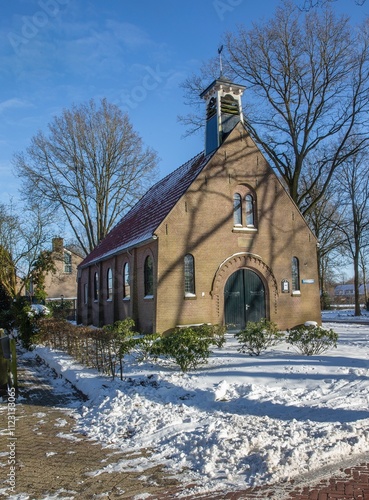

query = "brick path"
[[0, 352, 368, 499], [0, 354, 182, 499], [178, 461, 369, 499]]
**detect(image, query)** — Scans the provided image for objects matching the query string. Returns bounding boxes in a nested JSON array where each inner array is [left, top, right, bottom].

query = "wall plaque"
[[281, 279, 290, 293]]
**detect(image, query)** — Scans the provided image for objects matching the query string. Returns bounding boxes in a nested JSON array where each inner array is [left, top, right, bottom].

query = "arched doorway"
[[224, 268, 266, 330]]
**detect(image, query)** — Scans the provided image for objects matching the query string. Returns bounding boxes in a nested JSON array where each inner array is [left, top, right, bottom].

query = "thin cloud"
[[0, 98, 31, 114], [105, 20, 155, 50]]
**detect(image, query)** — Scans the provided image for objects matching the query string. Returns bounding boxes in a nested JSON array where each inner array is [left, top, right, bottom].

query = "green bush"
[[194, 323, 227, 348], [157, 326, 215, 372], [235, 318, 284, 356], [103, 319, 138, 379], [286, 324, 338, 355], [133, 333, 162, 362], [48, 300, 73, 320], [10, 298, 50, 349]]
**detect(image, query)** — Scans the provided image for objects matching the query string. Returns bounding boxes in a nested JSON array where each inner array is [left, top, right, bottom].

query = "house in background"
[[77, 76, 321, 333], [334, 283, 369, 305], [43, 238, 83, 313]]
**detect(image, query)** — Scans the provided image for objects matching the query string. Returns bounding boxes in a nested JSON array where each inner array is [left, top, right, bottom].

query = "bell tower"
[[200, 76, 246, 155]]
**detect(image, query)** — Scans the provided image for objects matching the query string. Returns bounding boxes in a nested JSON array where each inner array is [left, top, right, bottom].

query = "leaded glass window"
[[144, 256, 154, 297], [184, 254, 195, 296], [292, 257, 300, 292]]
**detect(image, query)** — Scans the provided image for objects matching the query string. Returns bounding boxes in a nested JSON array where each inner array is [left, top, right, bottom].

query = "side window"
[[83, 283, 88, 305], [123, 262, 130, 299], [144, 256, 154, 297], [94, 272, 99, 301], [245, 194, 254, 226], [292, 257, 300, 292], [64, 251, 72, 273], [233, 194, 242, 226], [107, 268, 113, 300], [184, 254, 195, 297]]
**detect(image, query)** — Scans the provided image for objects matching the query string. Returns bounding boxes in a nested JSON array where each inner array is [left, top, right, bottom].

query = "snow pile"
[[30, 317, 369, 495]]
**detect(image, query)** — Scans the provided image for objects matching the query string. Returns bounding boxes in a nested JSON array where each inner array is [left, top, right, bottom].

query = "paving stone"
[[1, 352, 369, 499], [0, 354, 182, 499]]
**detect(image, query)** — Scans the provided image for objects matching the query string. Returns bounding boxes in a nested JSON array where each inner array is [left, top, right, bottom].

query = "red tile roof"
[[80, 151, 214, 267]]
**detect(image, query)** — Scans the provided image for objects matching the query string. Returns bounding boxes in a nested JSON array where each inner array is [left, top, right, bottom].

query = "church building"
[[77, 76, 321, 333]]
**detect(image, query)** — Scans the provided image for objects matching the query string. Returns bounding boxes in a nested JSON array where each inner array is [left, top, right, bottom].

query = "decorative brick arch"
[[211, 252, 279, 323]]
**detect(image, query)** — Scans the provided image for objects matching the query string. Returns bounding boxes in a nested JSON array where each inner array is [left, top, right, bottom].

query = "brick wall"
[[155, 124, 321, 332], [78, 123, 321, 333]]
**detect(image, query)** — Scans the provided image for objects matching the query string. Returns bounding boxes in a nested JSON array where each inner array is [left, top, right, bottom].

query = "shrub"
[[286, 324, 338, 355], [48, 300, 73, 320], [10, 298, 50, 349], [157, 326, 214, 372], [195, 323, 227, 348], [102, 319, 138, 379], [133, 333, 162, 362], [235, 318, 284, 356]]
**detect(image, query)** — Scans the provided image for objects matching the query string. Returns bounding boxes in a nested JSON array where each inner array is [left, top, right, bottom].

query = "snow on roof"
[[80, 151, 215, 267]]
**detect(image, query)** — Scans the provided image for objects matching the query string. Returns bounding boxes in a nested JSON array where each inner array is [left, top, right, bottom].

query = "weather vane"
[[218, 45, 223, 76]]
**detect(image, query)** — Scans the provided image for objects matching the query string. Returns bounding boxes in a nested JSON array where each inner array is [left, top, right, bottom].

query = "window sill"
[[232, 226, 257, 233], [185, 293, 197, 299], [144, 295, 154, 300], [122, 297, 131, 301], [292, 290, 301, 296], [106, 299, 112, 302]]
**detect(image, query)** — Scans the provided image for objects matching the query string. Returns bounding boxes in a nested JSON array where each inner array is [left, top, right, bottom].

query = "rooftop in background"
[[334, 284, 369, 295]]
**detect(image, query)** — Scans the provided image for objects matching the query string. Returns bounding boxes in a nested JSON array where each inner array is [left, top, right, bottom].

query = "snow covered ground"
[[18, 311, 369, 496]]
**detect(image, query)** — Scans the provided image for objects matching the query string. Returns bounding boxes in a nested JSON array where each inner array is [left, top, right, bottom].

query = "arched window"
[[94, 272, 99, 301], [107, 268, 113, 300], [184, 254, 195, 296], [233, 193, 242, 226], [144, 256, 154, 297], [123, 262, 130, 299], [245, 194, 254, 226], [292, 257, 300, 292]]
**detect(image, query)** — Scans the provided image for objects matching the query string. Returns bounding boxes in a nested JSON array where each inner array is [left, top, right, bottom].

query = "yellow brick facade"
[[78, 123, 321, 333]]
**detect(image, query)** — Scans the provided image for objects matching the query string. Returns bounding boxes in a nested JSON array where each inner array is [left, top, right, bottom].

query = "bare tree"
[[300, 0, 366, 10], [181, 2, 369, 215], [0, 203, 54, 298], [14, 98, 159, 255], [304, 180, 344, 307], [333, 151, 369, 315]]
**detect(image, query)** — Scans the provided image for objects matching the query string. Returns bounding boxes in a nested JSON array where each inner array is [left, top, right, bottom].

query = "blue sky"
[[1, 0, 368, 205]]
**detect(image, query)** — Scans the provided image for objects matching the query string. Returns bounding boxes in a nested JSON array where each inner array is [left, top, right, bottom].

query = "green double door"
[[224, 269, 266, 330]]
